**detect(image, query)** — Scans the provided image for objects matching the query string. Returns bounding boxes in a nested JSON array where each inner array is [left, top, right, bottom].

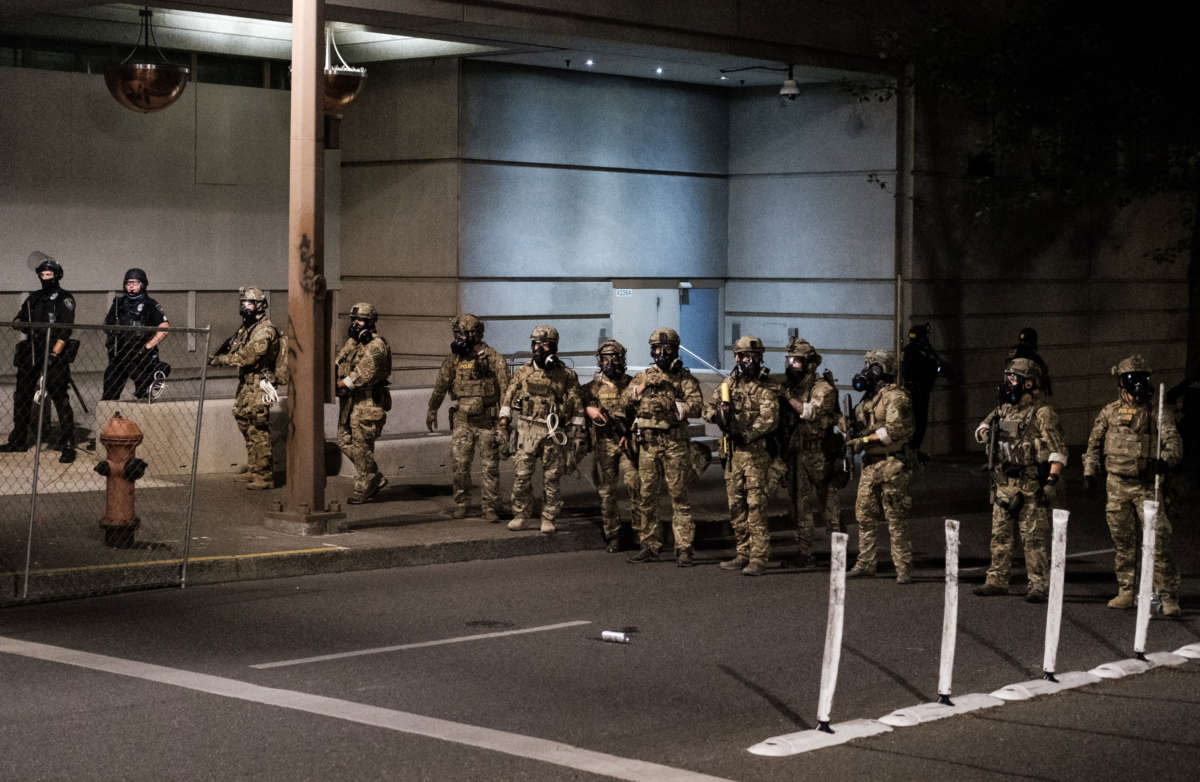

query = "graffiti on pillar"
[[298, 233, 327, 298]]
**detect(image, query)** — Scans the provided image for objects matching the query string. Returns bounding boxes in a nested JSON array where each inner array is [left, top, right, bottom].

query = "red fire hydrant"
[[95, 412, 148, 548]]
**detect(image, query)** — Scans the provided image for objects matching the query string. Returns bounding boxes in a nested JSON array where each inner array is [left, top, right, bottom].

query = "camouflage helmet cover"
[[864, 349, 896, 376], [530, 324, 559, 344], [1112, 354, 1151, 376], [648, 327, 680, 347], [786, 337, 821, 363], [597, 338, 626, 358], [1005, 357, 1044, 382], [349, 301, 378, 320], [732, 335, 765, 354], [239, 286, 267, 304], [451, 313, 484, 338]]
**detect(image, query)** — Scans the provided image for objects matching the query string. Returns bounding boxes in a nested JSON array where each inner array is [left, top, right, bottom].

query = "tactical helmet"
[[124, 267, 149, 288], [597, 339, 626, 358], [451, 313, 484, 339], [1017, 327, 1039, 349], [34, 255, 63, 281], [239, 286, 267, 303], [531, 324, 559, 344], [786, 337, 821, 363], [1113, 355, 1151, 376], [349, 302, 378, 321], [733, 335, 765, 354], [648, 328, 680, 347], [1006, 356, 1043, 383], [864, 349, 896, 377]]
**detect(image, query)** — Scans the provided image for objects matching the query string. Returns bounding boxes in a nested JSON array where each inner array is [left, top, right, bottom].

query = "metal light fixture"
[[323, 28, 366, 117], [719, 62, 800, 102], [778, 65, 800, 100], [104, 6, 190, 113]]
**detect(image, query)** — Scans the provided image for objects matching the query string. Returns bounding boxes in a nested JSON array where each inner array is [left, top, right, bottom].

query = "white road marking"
[[0, 635, 731, 782], [251, 620, 593, 669], [959, 548, 1114, 575]]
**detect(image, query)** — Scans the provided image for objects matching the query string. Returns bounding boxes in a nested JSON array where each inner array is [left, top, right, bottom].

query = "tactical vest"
[[236, 320, 279, 383], [451, 354, 500, 417], [635, 368, 685, 430], [728, 377, 774, 453], [1104, 405, 1152, 477], [513, 365, 572, 422], [860, 385, 906, 457]]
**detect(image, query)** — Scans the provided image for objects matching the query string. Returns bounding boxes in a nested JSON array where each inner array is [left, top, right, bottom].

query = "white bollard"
[[1133, 500, 1159, 659], [1042, 509, 1070, 679], [816, 531, 849, 732], [937, 520, 960, 704]]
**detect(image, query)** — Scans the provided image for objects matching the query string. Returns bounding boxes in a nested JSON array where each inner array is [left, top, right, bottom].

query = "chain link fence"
[[0, 321, 210, 602]]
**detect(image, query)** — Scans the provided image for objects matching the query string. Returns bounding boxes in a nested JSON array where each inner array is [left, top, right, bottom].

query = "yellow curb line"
[[2, 546, 349, 577]]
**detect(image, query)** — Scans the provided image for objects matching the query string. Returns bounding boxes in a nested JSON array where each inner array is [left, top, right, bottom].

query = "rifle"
[[843, 393, 859, 483], [986, 409, 1000, 506], [604, 410, 639, 467], [716, 380, 736, 470]]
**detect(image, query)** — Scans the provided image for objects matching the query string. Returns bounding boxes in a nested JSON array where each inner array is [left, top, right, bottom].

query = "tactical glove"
[[426, 409, 438, 432], [1082, 473, 1097, 493], [1038, 473, 1060, 505], [849, 435, 871, 454]]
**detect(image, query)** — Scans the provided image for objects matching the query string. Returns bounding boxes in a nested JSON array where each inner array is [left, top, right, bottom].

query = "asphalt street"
[[2, 536, 1198, 781]]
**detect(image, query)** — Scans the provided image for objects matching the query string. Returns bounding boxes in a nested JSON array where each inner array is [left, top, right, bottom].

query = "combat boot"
[[1107, 589, 1135, 609], [1024, 588, 1048, 604], [895, 569, 912, 585], [361, 476, 387, 503], [1160, 594, 1181, 617], [540, 518, 557, 534], [676, 547, 694, 567], [246, 476, 272, 491], [719, 555, 749, 571], [605, 537, 622, 553], [742, 560, 766, 577], [628, 547, 658, 564], [973, 583, 1008, 597], [846, 562, 876, 579], [452, 504, 468, 519], [507, 517, 535, 531], [482, 508, 500, 523]]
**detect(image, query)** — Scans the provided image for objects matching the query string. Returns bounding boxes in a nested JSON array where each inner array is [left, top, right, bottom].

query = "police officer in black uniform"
[[2, 253, 77, 462], [102, 267, 170, 400]]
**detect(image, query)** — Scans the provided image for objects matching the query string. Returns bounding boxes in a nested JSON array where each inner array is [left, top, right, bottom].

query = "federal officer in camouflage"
[[706, 336, 779, 575], [778, 337, 841, 566], [623, 328, 704, 566], [582, 339, 644, 552], [1083, 355, 1183, 616], [973, 358, 1067, 602], [499, 325, 584, 534], [427, 314, 510, 520], [208, 287, 280, 490], [846, 350, 916, 582], [334, 302, 393, 504]]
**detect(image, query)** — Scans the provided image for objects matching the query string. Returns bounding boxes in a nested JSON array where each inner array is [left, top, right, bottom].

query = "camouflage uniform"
[[427, 314, 510, 518], [975, 358, 1067, 598], [623, 328, 703, 563], [581, 342, 643, 546], [1084, 355, 1183, 613], [777, 338, 841, 560], [335, 303, 392, 503], [706, 336, 779, 574], [848, 350, 915, 580], [500, 325, 583, 533], [209, 287, 280, 490]]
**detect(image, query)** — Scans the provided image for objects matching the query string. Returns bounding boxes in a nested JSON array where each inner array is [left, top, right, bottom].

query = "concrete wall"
[[726, 83, 898, 385]]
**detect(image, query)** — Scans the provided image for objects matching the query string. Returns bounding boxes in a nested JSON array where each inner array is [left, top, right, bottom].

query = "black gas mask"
[[732, 352, 762, 380], [785, 356, 813, 385], [240, 301, 258, 324], [651, 344, 681, 373], [600, 353, 626, 381], [349, 318, 374, 343], [532, 340, 558, 369], [852, 363, 885, 395], [451, 330, 473, 357], [998, 371, 1035, 404], [1119, 371, 1153, 404]]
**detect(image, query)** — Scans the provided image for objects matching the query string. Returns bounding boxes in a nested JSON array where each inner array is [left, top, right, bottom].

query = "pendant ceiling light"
[[104, 6, 190, 113], [323, 28, 366, 117]]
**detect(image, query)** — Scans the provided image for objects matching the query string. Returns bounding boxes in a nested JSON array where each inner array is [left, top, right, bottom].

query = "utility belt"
[[637, 425, 681, 443], [792, 435, 824, 452], [453, 403, 498, 424], [999, 464, 1038, 480], [862, 446, 909, 467]]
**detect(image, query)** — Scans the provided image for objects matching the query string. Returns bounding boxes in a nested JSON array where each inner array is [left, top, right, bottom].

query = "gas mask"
[[349, 318, 374, 343], [785, 356, 812, 385], [532, 340, 558, 369], [852, 363, 885, 395], [1119, 371, 1153, 404], [651, 344, 682, 373], [239, 301, 258, 324], [732, 352, 762, 380], [451, 330, 473, 357], [998, 372, 1035, 404], [600, 354, 625, 381]]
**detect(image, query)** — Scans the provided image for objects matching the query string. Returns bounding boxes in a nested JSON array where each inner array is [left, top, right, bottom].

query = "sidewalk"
[[4, 451, 1197, 606]]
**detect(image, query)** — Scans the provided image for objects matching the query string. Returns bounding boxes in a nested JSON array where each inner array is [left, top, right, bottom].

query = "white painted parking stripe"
[[250, 620, 593, 669], [0, 635, 731, 782], [959, 548, 1113, 575]]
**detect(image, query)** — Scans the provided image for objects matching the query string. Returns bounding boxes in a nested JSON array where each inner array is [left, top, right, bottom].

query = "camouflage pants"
[[725, 448, 771, 564], [985, 478, 1049, 591], [636, 432, 694, 552], [451, 414, 501, 511], [233, 381, 271, 481], [773, 449, 839, 556], [1106, 474, 1179, 597], [511, 421, 567, 522], [853, 455, 912, 572], [338, 400, 386, 495], [593, 436, 643, 539]]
